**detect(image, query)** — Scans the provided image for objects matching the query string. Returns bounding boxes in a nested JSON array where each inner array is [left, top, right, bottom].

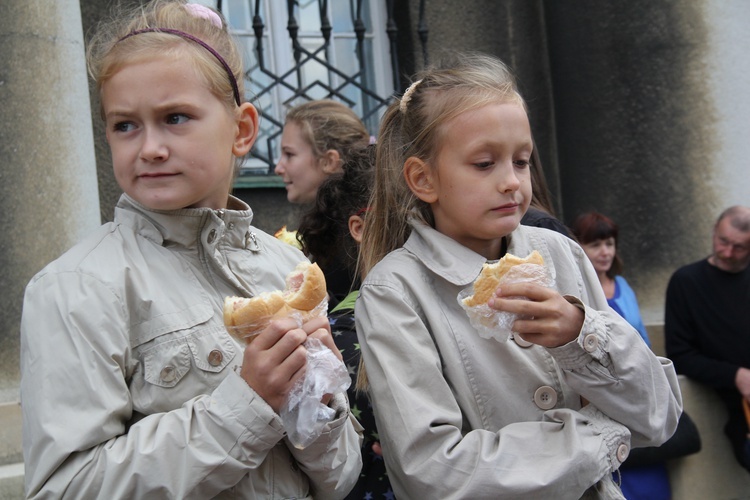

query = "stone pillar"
[[0, 0, 100, 413]]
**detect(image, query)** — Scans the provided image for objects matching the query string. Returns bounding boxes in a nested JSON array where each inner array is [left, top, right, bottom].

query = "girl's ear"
[[233, 102, 259, 157], [404, 156, 437, 203], [348, 214, 365, 243], [320, 149, 342, 174]]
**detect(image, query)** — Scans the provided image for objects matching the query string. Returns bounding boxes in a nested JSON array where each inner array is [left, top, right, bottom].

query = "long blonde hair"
[[359, 53, 527, 278]]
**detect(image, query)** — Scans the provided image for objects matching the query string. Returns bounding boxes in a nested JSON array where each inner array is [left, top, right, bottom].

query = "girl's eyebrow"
[[104, 101, 200, 120]]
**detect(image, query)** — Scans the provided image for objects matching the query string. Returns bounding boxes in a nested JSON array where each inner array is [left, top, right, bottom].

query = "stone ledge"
[[0, 403, 21, 468], [0, 463, 24, 499]]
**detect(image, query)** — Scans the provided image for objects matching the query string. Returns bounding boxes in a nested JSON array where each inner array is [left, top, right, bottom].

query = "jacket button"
[[207, 229, 217, 244], [617, 443, 630, 462], [160, 366, 177, 383], [583, 334, 598, 352], [208, 349, 223, 366], [533, 386, 557, 410], [513, 334, 533, 348]]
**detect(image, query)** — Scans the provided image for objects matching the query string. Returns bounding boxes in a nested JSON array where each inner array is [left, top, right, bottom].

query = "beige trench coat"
[[21, 194, 362, 499], [356, 222, 681, 500]]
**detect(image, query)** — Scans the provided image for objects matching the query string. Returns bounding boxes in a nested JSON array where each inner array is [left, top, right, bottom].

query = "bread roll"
[[282, 262, 326, 311], [223, 262, 327, 342], [223, 292, 286, 331], [463, 250, 544, 307]]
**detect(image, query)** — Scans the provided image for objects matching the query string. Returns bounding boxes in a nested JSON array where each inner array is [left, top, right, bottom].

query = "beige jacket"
[[21, 194, 362, 499], [355, 222, 681, 500]]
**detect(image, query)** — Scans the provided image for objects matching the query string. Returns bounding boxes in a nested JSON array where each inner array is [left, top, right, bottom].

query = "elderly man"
[[665, 205, 750, 472]]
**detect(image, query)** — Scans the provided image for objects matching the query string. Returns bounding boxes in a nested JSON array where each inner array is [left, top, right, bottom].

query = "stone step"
[[0, 403, 21, 469], [0, 463, 24, 499], [0, 401, 23, 499]]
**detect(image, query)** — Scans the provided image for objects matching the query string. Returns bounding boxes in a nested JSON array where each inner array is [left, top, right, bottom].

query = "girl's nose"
[[274, 160, 284, 176], [139, 128, 168, 162], [498, 165, 521, 193]]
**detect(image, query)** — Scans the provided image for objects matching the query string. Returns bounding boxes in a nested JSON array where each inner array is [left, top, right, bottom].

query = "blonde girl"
[[354, 53, 682, 499], [275, 99, 370, 204], [20, 1, 361, 497]]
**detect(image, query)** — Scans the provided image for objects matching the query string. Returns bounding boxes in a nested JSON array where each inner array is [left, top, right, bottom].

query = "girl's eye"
[[113, 122, 136, 133], [166, 114, 190, 125], [514, 159, 530, 168], [473, 161, 493, 169]]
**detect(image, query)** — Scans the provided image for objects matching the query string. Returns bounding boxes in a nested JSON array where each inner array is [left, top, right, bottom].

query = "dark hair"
[[570, 211, 623, 277], [298, 144, 375, 285]]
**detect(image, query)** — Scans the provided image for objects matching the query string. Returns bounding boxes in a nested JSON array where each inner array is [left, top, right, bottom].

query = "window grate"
[[212, 0, 424, 178]]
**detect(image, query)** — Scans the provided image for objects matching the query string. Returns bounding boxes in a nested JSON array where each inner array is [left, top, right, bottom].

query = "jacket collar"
[[403, 221, 555, 286], [113, 194, 255, 250], [403, 221, 487, 286]]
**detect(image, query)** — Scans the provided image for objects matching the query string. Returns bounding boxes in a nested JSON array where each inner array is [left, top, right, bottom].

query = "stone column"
[[0, 0, 99, 412]]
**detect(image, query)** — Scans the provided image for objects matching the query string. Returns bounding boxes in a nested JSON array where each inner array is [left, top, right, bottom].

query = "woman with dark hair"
[[570, 211, 650, 347], [571, 211, 677, 500]]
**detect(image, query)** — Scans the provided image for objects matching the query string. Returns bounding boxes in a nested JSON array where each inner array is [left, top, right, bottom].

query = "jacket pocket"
[[133, 325, 237, 413]]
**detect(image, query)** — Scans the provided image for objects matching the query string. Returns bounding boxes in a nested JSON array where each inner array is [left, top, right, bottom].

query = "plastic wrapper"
[[281, 337, 352, 449], [458, 262, 554, 343], [225, 298, 329, 344]]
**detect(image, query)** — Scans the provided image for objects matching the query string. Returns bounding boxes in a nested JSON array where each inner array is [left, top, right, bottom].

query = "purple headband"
[[118, 28, 241, 107]]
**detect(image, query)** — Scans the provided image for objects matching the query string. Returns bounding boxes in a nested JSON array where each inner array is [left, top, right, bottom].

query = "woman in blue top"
[[571, 212, 651, 347], [571, 211, 667, 500]]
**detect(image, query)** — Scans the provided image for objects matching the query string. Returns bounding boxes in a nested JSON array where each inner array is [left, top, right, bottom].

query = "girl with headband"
[[20, 1, 362, 497]]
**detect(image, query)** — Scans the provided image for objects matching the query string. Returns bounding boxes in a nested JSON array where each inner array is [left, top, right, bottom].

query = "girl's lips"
[[139, 172, 177, 178], [493, 203, 519, 212]]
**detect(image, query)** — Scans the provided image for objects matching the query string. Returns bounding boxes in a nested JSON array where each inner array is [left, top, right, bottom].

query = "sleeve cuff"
[[213, 369, 285, 446], [548, 298, 609, 371]]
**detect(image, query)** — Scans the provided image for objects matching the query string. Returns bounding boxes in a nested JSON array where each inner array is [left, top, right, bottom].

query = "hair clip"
[[184, 3, 223, 29], [399, 79, 423, 114]]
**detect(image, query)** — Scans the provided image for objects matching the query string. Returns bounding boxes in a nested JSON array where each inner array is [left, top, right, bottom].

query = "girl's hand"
[[488, 282, 584, 348], [240, 315, 339, 412], [240, 317, 308, 413], [303, 315, 342, 362]]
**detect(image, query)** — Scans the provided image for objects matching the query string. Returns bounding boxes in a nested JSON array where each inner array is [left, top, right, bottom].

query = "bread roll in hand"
[[224, 262, 327, 343], [462, 250, 545, 307]]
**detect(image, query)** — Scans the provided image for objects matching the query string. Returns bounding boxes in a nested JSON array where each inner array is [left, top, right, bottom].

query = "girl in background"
[[20, 1, 361, 497], [298, 144, 394, 499], [275, 99, 370, 205], [275, 100, 370, 307], [354, 52, 681, 499]]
